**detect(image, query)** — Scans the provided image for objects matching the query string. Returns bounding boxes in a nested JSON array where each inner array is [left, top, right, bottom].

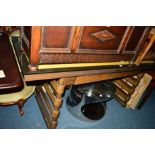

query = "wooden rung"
[[123, 77, 140, 87], [115, 87, 130, 102], [43, 83, 62, 106], [35, 86, 53, 129], [114, 94, 127, 107], [113, 80, 134, 95], [50, 80, 58, 91], [40, 86, 54, 114]]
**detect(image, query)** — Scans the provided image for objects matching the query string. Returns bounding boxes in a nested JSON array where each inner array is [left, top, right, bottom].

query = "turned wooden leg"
[[51, 83, 65, 129], [51, 78, 76, 128], [43, 77, 76, 129], [17, 99, 25, 116]]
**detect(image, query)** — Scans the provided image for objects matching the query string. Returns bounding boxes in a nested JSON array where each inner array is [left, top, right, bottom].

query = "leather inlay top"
[[0, 32, 23, 92]]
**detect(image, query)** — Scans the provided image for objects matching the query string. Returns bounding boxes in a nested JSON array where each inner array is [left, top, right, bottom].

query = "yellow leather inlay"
[[38, 61, 155, 70]]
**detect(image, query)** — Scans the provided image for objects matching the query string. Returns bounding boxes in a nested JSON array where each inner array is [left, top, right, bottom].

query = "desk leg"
[[51, 82, 65, 129], [41, 77, 76, 129], [51, 77, 76, 128]]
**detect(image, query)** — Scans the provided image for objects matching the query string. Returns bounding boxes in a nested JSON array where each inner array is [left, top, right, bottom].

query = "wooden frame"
[[35, 71, 141, 129]]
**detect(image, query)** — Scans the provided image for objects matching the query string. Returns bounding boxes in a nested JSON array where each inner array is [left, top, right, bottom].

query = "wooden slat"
[[50, 80, 58, 92], [113, 80, 134, 95], [115, 87, 130, 102], [43, 83, 62, 106], [123, 77, 140, 87], [40, 86, 54, 114], [50, 80, 65, 94], [114, 95, 126, 107], [35, 86, 52, 129]]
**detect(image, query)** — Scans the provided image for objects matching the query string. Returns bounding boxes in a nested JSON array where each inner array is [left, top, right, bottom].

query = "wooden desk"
[[12, 27, 155, 128]]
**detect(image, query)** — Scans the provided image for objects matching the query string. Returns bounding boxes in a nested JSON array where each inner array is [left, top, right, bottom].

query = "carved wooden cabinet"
[[21, 26, 153, 71]]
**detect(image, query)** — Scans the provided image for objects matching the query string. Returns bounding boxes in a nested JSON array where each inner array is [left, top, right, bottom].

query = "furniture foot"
[[18, 99, 25, 116], [51, 122, 57, 129]]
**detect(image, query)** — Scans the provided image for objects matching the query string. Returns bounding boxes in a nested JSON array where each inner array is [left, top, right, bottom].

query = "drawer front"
[[78, 26, 127, 52], [41, 26, 72, 50]]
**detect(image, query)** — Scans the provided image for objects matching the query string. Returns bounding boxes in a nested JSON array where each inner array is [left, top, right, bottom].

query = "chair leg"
[[17, 99, 25, 116]]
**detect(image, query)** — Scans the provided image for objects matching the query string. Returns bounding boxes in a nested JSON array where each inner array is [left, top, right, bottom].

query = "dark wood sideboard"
[[13, 26, 155, 128]]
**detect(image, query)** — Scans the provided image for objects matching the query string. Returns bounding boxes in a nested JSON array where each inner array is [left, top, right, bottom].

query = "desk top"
[[11, 36, 155, 82]]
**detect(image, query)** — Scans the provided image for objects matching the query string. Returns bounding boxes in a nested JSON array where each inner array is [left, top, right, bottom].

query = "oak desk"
[[13, 26, 155, 128]]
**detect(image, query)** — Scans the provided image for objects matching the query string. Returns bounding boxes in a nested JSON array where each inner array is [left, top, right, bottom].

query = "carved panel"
[[91, 30, 116, 42], [40, 53, 133, 64]]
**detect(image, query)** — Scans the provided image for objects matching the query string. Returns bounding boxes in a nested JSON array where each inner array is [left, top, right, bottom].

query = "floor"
[[0, 89, 155, 129]]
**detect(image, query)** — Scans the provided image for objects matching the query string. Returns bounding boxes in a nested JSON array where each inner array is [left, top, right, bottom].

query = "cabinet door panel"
[[79, 26, 127, 51], [125, 27, 146, 51], [42, 26, 71, 48]]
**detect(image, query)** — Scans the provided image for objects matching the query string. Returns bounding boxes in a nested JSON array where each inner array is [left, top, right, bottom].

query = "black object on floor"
[[81, 103, 106, 120], [66, 81, 115, 121]]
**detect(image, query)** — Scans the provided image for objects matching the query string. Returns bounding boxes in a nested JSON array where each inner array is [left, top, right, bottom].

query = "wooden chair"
[[0, 31, 35, 115]]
